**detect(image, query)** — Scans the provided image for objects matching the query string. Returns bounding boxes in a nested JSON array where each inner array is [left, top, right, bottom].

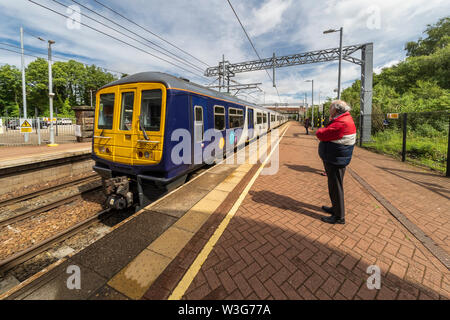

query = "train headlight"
[[138, 151, 143, 158], [99, 146, 106, 153], [144, 151, 150, 159]]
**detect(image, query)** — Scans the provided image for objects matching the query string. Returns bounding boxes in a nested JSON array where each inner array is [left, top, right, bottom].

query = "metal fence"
[[355, 111, 450, 176], [0, 117, 78, 146]]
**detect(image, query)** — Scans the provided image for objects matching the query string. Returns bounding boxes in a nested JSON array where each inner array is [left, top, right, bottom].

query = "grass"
[[361, 128, 448, 174]]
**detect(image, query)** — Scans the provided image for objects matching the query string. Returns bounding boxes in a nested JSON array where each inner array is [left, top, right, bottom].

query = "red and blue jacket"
[[316, 111, 356, 167]]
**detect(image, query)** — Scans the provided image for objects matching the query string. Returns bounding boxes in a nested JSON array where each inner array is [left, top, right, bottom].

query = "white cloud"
[[0, 0, 448, 105], [374, 59, 400, 74], [247, 0, 293, 37]]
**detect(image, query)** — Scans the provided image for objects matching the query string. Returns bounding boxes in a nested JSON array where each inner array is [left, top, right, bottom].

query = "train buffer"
[[1, 123, 449, 300]]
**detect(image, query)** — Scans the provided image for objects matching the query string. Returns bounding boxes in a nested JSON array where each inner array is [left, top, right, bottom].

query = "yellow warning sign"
[[387, 113, 399, 119], [20, 119, 33, 133]]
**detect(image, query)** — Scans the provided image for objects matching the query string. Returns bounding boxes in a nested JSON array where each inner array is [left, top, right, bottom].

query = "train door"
[[268, 112, 271, 131], [247, 108, 254, 140], [114, 86, 137, 164], [93, 87, 116, 163], [193, 103, 205, 164], [191, 95, 208, 164]]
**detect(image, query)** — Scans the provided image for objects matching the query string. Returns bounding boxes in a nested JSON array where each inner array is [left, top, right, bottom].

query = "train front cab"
[[92, 82, 168, 209]]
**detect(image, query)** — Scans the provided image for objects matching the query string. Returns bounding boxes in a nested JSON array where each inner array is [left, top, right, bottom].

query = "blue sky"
[[0, 0, 448, 105]]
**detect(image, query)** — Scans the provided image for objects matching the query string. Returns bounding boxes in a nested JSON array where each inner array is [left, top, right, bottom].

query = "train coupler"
[[103, 176, 134, 210]]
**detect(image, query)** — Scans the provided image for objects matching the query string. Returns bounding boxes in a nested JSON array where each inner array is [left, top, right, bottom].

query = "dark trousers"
[[323, 161, 346, 220], [305, 126, 309, 135]]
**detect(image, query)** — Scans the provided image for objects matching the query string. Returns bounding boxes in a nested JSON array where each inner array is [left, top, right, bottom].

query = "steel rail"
[[0, 184, 102, 228], [0, 208, 112, 274], [0, 174, 99, 207]]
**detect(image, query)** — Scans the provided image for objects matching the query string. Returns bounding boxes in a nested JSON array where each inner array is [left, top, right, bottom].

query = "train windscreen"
[[140, 89, 162, 131], [98, 93, 115, 129]]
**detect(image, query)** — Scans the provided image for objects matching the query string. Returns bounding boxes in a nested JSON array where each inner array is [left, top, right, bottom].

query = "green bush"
[[414, 123, 442, 137]]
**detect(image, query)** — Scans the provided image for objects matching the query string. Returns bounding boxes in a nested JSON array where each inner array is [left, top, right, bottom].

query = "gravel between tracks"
[[0, 191, 106, 261], [0, 171, 96, 203]]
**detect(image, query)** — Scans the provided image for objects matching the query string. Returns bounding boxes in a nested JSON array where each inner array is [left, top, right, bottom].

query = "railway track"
[[0, 175, 106, 274], [0, 174, 100, 208], [0, 183, 102, 228], [0, 208, 113, 274]]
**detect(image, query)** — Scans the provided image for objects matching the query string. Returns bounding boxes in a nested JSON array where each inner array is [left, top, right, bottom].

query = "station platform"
[[0, 142, 91, 171], [1, 123, 449, 300], [0, 142, 93, 198]]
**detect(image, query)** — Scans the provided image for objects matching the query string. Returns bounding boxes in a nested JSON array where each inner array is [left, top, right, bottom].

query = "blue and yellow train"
[[92, 72, 287, 209]]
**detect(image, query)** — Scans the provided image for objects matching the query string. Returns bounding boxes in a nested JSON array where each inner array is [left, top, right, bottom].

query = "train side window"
[[214, 105, 225, 131], [140, 89, 162, 131], [229, 108, 244, 128], [119, 92, 134, 131], [98, 93, 115, 129], [263, 113, 267, 123], [271, 114, 275, 122], [256, 112, 262, 124], [194, 106, 204, 142]]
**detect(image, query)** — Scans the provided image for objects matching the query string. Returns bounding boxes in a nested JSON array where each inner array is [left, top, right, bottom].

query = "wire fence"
[[0, 117, 78, 146], [356, 111, 450, 175]]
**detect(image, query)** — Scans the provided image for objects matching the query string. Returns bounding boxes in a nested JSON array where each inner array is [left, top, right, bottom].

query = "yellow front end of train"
[[93, 83, 167, 166]]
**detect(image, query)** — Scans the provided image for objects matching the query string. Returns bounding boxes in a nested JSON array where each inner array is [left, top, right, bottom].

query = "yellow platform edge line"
[[168, 124, 290, 300]]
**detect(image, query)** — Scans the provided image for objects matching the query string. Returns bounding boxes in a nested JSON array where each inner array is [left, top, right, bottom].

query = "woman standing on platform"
[[304, 118, 311, 135]]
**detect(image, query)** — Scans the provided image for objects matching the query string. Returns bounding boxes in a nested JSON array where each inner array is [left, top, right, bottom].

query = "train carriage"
[[92, 72, 287, 210]]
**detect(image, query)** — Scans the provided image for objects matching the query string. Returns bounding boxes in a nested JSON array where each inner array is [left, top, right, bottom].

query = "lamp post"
[[47, 40, 56, 146], [305, 80, 314, 129], [37, 36, 57, 146], [324, 27, 343, 99], [20, 27, 29, 143]]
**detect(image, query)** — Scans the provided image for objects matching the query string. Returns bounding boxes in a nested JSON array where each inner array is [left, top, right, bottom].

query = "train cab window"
[[256, 112, 262, 124], [98, 93, 115, 129], [229, 108, 244, 128], [214, 105, 225, 130], [119, 92, 134, 131], [140, 89, 162, 131], [194, 106, 203, 142], [263, 113, 267, 124]]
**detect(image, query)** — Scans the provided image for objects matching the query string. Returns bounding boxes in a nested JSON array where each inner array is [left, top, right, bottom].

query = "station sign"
[[20, 118, 33, 133], [387, 113, 399, 119]]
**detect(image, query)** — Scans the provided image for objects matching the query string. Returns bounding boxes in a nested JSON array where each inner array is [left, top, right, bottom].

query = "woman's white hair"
[[331, 100, 351, 114]]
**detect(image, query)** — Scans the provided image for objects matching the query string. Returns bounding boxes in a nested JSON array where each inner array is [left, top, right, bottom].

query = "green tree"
[[0, 64, 22, 116], [405, 16, 450, 57]]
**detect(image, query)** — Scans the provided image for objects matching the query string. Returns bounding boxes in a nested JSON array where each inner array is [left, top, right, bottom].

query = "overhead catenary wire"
[[50, 0, 204, 74], [0, 41, 125, 75], [225, 0, 282, 103], [61, 0, 205, 74], [27, 0, 209, 80], [93, 0, 210, 68]]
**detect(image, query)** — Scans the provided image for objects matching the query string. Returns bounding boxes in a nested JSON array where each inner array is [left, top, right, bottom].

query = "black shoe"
[[321, 206, 334, 215], [321, 216, 345, 224]]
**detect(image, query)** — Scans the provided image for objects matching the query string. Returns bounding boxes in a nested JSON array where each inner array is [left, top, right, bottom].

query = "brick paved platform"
[[149, 122, 449, 300]]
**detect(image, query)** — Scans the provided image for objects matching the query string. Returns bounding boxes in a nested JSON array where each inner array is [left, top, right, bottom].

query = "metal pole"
[[402, 113, 407, 162], [55, 107, 58, 137], [311, 80, 314, 129], [222, 54, 225, 92], [338, 27, 343, 99], [446, 115, 450, 177], [35, 107, 38, 135], [273, 52, 276, 87], [90, 90, 93, 107], [37, 116, 41, 145], [20, 27, 29, 142], [48, 40, 57, 146]]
